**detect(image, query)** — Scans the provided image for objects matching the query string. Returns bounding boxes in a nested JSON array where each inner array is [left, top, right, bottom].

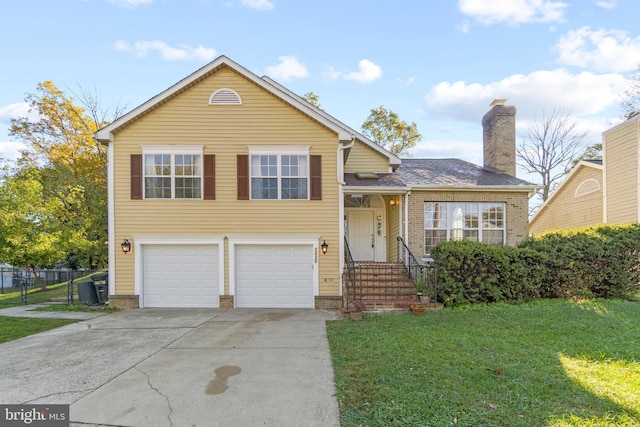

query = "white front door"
[[348, 210, 376, 261]]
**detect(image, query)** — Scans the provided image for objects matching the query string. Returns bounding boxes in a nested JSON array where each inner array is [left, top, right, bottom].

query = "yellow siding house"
[[96, 56, 537, 309]]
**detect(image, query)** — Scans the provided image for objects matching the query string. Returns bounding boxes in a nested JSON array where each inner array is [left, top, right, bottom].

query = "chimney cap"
[[490, 99, 508, 107]]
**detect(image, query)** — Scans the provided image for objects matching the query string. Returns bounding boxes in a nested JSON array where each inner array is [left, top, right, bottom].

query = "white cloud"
[[555, 27, 640, 73], [344, 59, 382, 84], [0, 102, 39, 124], [322, 66, 342, 80], [240, 0, 274, 10], [264, 56, 309, 80], [425, 68, 628, 122], [0, 141, 25, 161], [458, 0, 567, 26], [397, 77, 416, 87], [114, 40, 216, 61], [596, 0, 616, 9], [107, 0, 153, 9]]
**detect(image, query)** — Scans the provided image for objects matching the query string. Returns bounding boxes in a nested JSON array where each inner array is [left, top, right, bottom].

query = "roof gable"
[[96, 55, 357, 143]]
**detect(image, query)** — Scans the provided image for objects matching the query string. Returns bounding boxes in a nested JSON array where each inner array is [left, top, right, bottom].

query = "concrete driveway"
[[0, 308, 341, 427]]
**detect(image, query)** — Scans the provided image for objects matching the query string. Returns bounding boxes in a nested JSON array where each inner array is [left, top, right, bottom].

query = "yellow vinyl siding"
[[529, 166, 603, 234], [345, 140, 390, 173], [112, 67, 340, 296], [605, 119, 639, 223]]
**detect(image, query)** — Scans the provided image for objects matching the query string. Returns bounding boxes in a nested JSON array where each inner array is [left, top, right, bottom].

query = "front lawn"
[[327, 299, 640, 427], [0, 316, 78, 344]]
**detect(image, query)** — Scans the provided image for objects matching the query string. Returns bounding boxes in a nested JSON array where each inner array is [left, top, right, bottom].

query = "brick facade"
[[405, 190, 530, 257]]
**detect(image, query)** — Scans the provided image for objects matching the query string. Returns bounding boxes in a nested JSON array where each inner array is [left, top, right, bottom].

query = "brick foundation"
[[219, 295, 234, 308], [108, 295, 139, 309], [315, 295, 342, 309]]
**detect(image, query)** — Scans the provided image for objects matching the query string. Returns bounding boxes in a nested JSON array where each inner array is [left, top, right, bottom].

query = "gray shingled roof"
[[345, 158, 537, 189], [398, 159, 535, 187]]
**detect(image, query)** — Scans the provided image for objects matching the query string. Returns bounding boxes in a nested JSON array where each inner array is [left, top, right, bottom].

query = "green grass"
[[0, 316, 78, 344], [0, 282, 72, 306], [327, 299, 640, 427], [30, 303, 117, 313]]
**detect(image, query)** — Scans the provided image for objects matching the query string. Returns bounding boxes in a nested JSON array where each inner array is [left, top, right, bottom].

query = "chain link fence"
[[0, 267, 101, 305]]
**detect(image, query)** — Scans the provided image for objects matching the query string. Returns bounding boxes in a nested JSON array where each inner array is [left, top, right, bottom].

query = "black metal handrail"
[[343, 237, 358, 306], [397, 236, 437, 303]]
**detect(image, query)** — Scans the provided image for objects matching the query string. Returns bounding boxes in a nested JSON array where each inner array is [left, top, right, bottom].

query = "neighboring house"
[[528, 160, 603, 235], [529, 111, 640, 234], [96, 56, 538, 309]]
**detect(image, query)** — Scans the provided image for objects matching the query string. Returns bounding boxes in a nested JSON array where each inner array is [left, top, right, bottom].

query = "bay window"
[[424, 202, 505, 254]]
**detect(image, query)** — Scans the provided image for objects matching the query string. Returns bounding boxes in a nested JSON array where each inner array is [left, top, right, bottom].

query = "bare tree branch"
[[517, 107, 587, 203]]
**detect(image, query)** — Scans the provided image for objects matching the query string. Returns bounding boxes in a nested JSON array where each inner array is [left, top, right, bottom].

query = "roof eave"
[[343, 186, 411, 194]]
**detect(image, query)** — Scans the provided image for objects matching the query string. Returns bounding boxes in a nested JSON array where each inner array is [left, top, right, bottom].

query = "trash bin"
[[92, 273, 108, 303], [77, 281, 99, 305]]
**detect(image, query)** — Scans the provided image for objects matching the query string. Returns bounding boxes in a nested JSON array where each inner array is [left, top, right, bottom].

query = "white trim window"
[[424, 202, 506, 254], [250, 149, 309, 200], [143, 147, 203, 199]]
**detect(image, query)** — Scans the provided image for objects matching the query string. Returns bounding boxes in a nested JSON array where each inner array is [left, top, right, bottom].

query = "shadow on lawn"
[[544, 301, 640, 424], [328, 299, 640, 426]]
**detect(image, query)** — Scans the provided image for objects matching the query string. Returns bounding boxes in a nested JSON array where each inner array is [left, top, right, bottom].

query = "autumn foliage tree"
[[1, 81, 120, 277]]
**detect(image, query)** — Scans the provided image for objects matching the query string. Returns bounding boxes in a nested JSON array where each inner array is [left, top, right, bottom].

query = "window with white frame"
[[143, 148, 202, 199], [424, 202, 505, 254], [250, 151, 309, 200]]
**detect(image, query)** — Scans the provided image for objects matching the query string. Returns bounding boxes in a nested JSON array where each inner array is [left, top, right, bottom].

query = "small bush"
[[430, 224, 640, 307]]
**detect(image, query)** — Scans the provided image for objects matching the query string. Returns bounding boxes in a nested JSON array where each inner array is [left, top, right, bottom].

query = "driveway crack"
[[135, 366, 174, 427]]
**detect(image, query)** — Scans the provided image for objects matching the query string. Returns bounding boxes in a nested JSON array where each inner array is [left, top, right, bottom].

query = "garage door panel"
[[143, 244, 219, 308], [236, 244, 313, 308]]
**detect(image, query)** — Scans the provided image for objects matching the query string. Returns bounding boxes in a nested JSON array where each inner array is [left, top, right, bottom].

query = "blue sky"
[[1, 0, 639, 179]]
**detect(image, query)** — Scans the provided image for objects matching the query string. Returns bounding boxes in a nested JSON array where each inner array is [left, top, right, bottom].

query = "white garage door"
[[142, 245, 219, 308], [236, 245, 313, 308]]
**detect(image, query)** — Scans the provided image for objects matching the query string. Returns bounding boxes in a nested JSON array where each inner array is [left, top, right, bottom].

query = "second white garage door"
[[142, 244, 219, 308], [235, 245, 314, 308]]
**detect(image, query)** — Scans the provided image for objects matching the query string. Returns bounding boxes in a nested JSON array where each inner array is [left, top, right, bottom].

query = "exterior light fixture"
[[389, 198, 399, 206], [321, 240, 328, 255], [121, 239, 132, 254]]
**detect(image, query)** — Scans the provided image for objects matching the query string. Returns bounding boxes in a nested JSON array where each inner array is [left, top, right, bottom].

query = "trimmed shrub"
[[430, 224, 640, 307]]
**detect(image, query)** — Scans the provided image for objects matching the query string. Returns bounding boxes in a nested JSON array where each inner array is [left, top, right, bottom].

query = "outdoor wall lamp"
[[121, 239, 132, 254], [321, 240, 328, 255], [389, 198, 399, 206]]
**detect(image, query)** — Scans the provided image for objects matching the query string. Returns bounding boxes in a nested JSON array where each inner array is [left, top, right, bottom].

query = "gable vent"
[[209, 88, 242, 105]]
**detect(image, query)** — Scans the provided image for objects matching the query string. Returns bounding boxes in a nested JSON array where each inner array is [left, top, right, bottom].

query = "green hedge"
[[430, 224, 640, 307]]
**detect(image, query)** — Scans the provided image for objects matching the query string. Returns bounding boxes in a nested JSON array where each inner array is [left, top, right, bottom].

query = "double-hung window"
[[250, 149, 309, 200], [424, 202, 505, 254], [143, 147, 203, 199]]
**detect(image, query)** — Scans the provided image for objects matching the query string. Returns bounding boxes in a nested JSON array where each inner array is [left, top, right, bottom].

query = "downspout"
[[337, 136, 355, 185], [337, 136, 355, 296]]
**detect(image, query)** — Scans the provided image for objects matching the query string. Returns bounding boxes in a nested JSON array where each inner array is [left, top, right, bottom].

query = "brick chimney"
[[482, 99, 516, 176]]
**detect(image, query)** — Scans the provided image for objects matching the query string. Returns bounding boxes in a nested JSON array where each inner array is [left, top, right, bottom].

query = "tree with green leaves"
[[517, 107, 587, 204], [302, 91, 323, 111], [361, 106, 422, 157], [4, 81, 121, 273]]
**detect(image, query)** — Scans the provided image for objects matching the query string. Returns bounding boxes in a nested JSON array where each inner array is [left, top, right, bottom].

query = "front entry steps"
[[344, 262, 418, 313]]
